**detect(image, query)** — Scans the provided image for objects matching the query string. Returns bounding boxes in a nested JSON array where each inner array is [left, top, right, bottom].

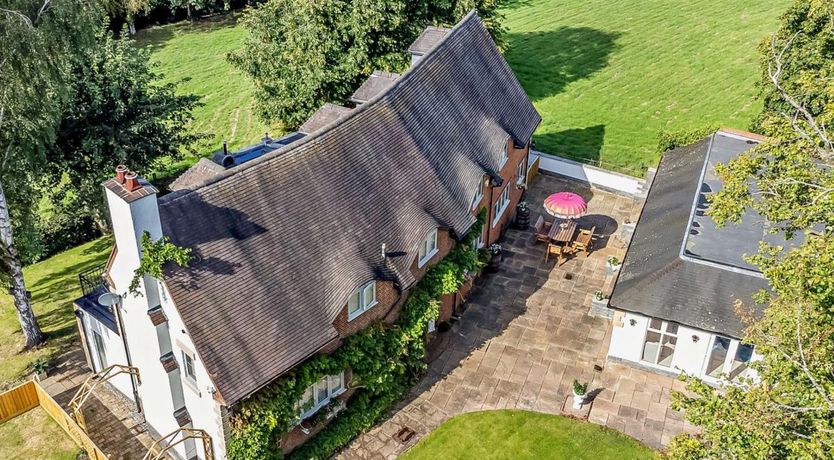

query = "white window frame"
[[499, 145, 509, 169], [640, 319, 678, 368], [516, 158, 527, 186], [492, 186, 510, 227], [180, 349, 198, 386], [701, 336, 755, 382], [417, 229, 439, 268], [470, 179, 484, 210], [347, 280, 377, 321], [299, 371, 346, 419]]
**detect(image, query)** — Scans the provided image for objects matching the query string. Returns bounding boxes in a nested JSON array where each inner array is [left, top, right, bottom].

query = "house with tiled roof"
[[606, 129, 791, 384], [71, 12, 539, 459]]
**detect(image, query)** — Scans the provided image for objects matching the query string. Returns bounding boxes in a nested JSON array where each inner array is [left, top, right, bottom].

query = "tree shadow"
[[505, 27, 622, 101], [133, 11, 242, 53], [533, 124, 606, 164]]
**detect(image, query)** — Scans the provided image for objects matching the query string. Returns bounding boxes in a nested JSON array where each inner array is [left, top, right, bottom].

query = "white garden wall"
[[531, 151, 644, 196]]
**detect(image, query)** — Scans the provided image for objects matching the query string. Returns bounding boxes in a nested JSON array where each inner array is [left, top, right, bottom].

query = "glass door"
[[92, 330, 108, 371]]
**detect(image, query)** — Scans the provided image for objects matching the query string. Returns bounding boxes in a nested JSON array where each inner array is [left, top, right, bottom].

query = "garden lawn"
[[401, 410, 657, 460], [0, 237, 112, 388], [503, 0, 789, 175], [134, 12, 283, 166], [0, 407, 79, 460]]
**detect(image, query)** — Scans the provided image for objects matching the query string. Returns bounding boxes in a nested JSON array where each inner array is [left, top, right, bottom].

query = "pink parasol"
[[543, 192, 587, 219]]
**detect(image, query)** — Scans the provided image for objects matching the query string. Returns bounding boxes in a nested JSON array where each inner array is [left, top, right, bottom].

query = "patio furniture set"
[[533, 192, 597, 266]]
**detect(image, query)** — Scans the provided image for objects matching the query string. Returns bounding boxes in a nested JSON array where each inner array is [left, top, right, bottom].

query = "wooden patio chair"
[[571, 226, 595, 256], [544, 242, 564, 266], [534, 216, 552, 244]]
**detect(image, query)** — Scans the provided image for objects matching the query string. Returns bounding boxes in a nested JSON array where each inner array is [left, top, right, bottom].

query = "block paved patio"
[[39, 347, 157, 459], [337, 172, 695, 459]]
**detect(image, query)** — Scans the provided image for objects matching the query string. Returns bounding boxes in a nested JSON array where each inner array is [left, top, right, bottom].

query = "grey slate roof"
[[350, 71, 400, 104], [299, 103, 353, 134], [408, 26, 451, 55], [169, 158, 225, 192], [156, 11, 540, 405], [609, 132, 770, 338]]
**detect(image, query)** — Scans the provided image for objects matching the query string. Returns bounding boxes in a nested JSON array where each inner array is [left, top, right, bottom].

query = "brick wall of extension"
[[280, 140, 531, 453]]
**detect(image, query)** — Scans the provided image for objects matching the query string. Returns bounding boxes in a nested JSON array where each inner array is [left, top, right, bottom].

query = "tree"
[[118, 0, 153, 34], [229, 0, 506, 128], [0, 0, 102, 348], [669, 1, 834, 457], [45, 26, 200, 233]]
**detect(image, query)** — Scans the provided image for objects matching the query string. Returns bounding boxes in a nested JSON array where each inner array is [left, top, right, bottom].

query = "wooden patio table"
[[548, 218, 578, 245]]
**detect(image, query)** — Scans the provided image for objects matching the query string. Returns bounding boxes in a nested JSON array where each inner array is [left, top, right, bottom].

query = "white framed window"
[[182, 350, 197, 382], [516, 158, 526, 185], [347, 281, 377, 320], [703, 336, 754, 381], [299, 371, 346, 419], [471, 180, 484, 209], [492, 186, 510, 227], [417, 229, 439, 267], [499, 145, 509, 169], [641, 319, 678, 367]]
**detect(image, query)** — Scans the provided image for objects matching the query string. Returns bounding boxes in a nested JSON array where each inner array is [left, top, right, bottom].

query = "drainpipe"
[[115, 299, 142, 414], [486, 180, 497, 245]]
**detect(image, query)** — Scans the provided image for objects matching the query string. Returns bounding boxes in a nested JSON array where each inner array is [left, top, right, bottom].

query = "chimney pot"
[[115, 165, 128, 184], [124, 171, 141, 192]]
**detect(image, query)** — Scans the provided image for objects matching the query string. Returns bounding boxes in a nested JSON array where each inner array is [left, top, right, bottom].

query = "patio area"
[[338, 172, 694, 459]]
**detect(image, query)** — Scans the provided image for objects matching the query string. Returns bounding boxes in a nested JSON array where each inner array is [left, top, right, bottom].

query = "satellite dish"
[[98, 292, 122, 307]]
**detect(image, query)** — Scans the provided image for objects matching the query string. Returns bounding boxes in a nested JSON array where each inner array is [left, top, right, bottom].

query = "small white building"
[[606, 130, 791, 384]]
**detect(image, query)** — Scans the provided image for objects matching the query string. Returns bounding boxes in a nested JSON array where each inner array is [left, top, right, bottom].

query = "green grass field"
[[0, 238, 112, 387], [135, 12, 283, 163], [504, 0, 788, 174], [133, 2, 787, 176], [401, 410, 658, 459], [0, 408, 80, 460]]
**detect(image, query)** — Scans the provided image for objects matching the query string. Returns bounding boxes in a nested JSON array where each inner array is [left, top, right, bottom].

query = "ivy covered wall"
[[227, 211, 488, 460]]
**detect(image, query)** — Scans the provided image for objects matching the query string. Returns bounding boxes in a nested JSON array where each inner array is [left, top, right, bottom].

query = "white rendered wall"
[[532, 151, 643, 196], [104, 187, 225, 459], [608, 311, 758, 383], [159, 280, 229, 460], [81, 312, 133, 400]]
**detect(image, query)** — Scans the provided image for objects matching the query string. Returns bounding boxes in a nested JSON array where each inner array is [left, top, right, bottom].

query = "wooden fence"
[[0, 380, 109, 459]]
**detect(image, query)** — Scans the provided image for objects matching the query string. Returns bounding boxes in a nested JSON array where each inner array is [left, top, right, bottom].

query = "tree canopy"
[[229, 0, 505, 128], [44, 26, 200, 239], [670, 1, 834, 458]]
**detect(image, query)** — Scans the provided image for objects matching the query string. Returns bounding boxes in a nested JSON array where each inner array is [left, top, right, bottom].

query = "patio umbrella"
[[543, 192, 587, 223]]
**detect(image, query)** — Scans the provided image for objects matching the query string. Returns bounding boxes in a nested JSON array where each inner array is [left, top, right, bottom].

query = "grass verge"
[[401, 410, 658, 460], [0, 237, 112, 388]]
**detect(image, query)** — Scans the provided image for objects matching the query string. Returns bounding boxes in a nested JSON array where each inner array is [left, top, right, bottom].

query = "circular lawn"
[[400, 410, 657, 460]]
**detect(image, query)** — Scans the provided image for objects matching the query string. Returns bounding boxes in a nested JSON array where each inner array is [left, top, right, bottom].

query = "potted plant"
[[606, 256, 622, 275], [591, 290, 610, 315], [572, 379, 588, 409], [486, 244, 502, 273], [32, 357, 48, 381], [515, 201, 530, 229]]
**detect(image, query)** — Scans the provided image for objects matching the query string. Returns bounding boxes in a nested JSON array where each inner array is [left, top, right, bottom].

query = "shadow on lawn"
[[533, 124, 606, 164], [506, 27, 622, 101]]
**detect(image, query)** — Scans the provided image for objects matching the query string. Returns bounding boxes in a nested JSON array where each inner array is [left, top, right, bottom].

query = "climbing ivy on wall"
[[227, 211, 487, 460], [129, 231, 192, 295]]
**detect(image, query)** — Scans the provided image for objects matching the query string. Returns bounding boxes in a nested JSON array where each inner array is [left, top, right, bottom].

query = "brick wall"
[[332, 280, 400, 337], [486, 140, 529, 245]]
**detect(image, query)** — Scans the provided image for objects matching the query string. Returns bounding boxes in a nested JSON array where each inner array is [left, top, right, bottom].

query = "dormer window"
[[418, 229, 439, 268], [348, 281, 377, 320], [470, 180, 484, 209]]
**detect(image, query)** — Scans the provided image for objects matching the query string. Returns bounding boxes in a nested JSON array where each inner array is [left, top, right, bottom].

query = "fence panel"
[[0, 380, 39, 423], [33, 382, 109, 460]]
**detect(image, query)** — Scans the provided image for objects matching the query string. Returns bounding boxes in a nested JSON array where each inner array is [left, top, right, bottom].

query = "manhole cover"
[[395, 426, 416, 444]]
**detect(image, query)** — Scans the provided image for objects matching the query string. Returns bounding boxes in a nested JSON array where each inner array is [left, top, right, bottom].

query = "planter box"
[[589, 298, 612, 319]]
